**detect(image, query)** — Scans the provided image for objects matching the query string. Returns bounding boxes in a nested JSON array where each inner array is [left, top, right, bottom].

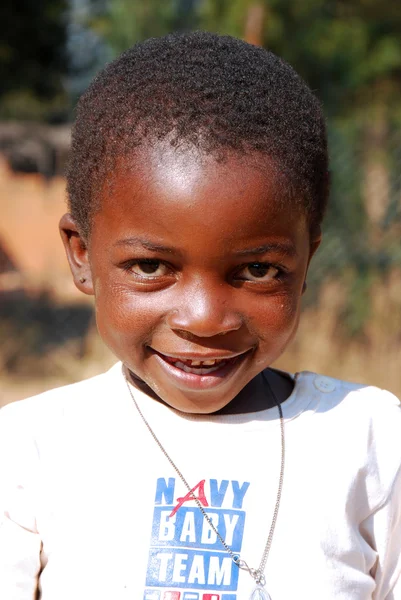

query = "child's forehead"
[[113, 140, 285, 203], [94, 141, 309, 252]]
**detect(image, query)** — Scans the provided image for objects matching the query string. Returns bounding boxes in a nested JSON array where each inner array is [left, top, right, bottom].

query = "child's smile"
[[148, 347, 252, 390], [63, 142, 320, 413]]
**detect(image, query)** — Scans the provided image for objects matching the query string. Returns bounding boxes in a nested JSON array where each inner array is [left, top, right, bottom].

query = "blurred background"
[[1, 0, 400, 405]]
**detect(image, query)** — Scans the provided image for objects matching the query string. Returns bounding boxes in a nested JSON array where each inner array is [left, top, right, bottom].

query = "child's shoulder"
[[296, 369, 399, 406], [295, 372, 401, 465], [294, 372, 401, 492], [293, 370, 400, 427], [0, 362, 124, 426]]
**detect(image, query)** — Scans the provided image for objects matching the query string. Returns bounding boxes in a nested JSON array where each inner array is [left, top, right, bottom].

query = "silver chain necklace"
[[124, 372, 285, 600]]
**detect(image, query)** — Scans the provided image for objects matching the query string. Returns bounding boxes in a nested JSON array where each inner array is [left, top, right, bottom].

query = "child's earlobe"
[[59, 213, 94, 296]]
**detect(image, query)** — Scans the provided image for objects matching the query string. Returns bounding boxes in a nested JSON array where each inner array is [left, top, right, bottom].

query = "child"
[[0, 31, 400, 600]]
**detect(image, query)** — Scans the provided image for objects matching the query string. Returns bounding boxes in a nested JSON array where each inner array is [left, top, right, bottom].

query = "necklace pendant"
[[250, 585, 272, 600]]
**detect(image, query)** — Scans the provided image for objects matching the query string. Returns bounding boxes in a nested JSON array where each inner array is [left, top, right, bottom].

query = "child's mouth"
[[150, 348, 251, 390]]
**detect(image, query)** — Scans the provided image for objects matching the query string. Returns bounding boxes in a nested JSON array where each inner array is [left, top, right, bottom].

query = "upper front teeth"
[[186, 359, 220, 366], [174, 360, 223, 374]]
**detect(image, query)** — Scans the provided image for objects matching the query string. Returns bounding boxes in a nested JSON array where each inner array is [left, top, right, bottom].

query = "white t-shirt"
[[0, 363, 400, 600]]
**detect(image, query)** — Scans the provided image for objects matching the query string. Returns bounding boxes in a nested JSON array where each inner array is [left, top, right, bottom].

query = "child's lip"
[[151, 349, 251, 362], [149, 348, 252, 390]]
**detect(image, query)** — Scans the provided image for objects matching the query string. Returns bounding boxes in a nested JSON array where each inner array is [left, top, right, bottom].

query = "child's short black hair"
[[67, 31, 328, 239]]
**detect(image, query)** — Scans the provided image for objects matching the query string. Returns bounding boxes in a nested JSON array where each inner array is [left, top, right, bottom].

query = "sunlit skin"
[[60, 143, 321, 414]]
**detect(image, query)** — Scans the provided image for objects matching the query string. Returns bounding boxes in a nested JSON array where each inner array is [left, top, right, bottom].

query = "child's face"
[[62, 143, 320, 413]]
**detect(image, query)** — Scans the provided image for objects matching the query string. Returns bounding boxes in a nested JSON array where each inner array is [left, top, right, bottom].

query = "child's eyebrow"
[[234, 243, 297, 257], [113, 236, 178, 254], [113, 238, 297, 258]]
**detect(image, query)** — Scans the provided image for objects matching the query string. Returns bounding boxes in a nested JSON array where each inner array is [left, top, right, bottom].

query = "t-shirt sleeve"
[[0, 404, 42, 599], [359, 389, 401, 600], [372, 464, 401, 600]]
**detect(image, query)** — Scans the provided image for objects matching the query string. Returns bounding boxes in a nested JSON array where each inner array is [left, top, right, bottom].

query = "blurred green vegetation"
[[3, 1, 400, 119], [0, 0, 69, 121], [2, 1, 400, 124]]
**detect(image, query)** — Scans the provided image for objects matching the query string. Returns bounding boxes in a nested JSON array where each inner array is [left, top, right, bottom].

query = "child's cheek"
[[93, 284, 166, 355], [248, 292, 301, 357]]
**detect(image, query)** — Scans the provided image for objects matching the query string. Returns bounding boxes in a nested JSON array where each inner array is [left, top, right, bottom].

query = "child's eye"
[[125, 260, 171, 278], [236, 262, 280, 282]]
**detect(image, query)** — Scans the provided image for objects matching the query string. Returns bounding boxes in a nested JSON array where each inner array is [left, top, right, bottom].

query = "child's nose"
[[166, 281, 243, 338]]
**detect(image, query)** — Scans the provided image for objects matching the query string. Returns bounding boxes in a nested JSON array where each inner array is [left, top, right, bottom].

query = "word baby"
[[144, 478, 250, 599]]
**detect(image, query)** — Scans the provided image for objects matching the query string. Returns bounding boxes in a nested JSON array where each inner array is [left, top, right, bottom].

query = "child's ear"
[[59, 213, 94, 296]]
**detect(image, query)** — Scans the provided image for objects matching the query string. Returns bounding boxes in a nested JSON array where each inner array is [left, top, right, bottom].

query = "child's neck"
[[126, 367, 294, 416], [214, 368, 293, 415]]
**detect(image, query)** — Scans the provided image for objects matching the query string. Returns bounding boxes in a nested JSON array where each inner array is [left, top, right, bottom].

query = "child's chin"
[[155, 392, 234, 415]]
